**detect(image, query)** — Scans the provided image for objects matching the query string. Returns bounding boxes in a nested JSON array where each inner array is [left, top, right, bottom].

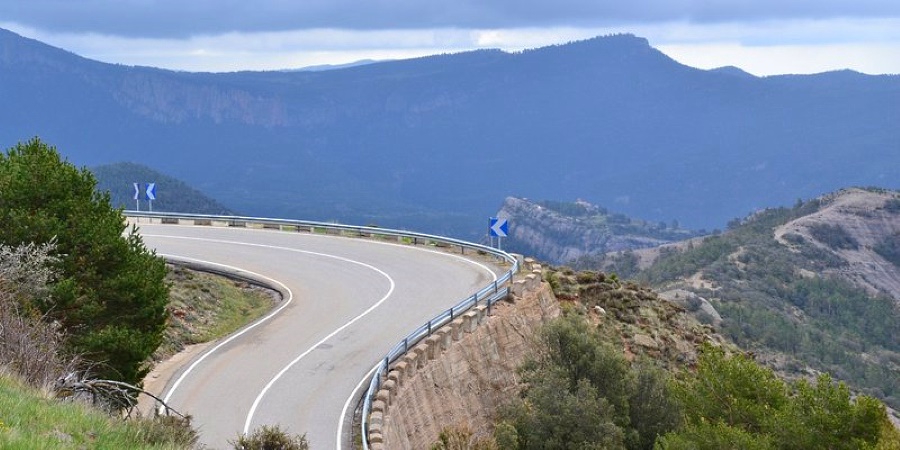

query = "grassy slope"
[[0, 372, 183, 449], [154, 265, 278, 361]]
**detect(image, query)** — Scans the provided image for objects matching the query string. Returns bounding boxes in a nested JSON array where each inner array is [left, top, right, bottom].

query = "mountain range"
[[2, 28, 898, 239]]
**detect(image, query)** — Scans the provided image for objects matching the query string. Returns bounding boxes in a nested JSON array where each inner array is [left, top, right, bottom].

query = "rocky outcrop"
[[497, 197, 696, 265]]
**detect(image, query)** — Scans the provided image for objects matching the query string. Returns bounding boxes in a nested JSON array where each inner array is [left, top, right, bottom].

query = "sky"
[[2, 1, 899, 76]]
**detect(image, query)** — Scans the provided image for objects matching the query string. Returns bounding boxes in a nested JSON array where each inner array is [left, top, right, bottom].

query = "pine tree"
[[0, 138, 168, 384]]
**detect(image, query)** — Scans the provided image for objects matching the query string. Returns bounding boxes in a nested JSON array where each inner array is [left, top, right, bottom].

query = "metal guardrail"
[[124, 211, 518, 449]]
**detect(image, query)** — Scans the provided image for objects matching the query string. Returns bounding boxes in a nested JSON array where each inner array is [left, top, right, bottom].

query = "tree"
[[534, 314, 634, 421], [674, 345, 788, 434], [498, 374, 625, 450], [0, 138, 168, 384], [501, 315, 680, 450], [661, 344, 898, 449]]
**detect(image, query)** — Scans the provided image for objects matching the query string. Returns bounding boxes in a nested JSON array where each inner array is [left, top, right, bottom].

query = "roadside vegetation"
[[0, 138, 168, 385], [155, 265, 277, 361], [0, 371, 196, 449]]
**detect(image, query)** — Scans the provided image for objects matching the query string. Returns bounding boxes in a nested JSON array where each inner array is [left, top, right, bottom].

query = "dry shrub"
[[0, 242, 80, 387]]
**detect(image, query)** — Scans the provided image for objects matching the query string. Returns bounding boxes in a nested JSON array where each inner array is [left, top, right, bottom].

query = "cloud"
[[2, 0, 899, 38]]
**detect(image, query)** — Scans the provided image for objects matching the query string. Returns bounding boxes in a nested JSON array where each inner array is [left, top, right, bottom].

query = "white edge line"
[[243, 260, 396, 434], [336, 362, 381, 450], [158, 254, 294, 408], [332, 244, 500, 450]]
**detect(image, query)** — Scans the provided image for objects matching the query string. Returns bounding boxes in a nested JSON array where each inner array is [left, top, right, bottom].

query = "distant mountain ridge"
[[2, 28, 898, 238]]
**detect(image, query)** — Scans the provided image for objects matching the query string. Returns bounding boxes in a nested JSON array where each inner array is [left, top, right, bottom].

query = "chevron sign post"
[[133, 182, 140, 211], [489, 217, 509, 250], [145, 183, 156, 212]]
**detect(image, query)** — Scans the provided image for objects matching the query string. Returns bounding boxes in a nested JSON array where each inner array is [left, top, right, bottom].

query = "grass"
[[0, 372, 185, 449], [154, 265, 279, 361]]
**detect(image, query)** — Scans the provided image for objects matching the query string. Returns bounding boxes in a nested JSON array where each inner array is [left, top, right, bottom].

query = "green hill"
[[617, 188, 900, 412], [93, 162, 235, 215]]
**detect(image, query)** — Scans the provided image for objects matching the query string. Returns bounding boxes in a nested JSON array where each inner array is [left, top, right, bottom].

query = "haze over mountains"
[[1, 28, 898, 238]]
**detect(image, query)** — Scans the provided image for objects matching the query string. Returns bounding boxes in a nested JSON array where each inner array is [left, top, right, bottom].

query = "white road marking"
[[143, 229, 504, 447], [332, 245, 500, 450], [336, 363, 380, 450], [155, 254, 295, 409], [242, 261, 395, 435]]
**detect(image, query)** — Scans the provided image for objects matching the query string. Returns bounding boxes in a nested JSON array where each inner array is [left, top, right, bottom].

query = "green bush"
[[655, 422, 774, 450], [232, 425, 309, 450], [499, 315, 680, 450], [663, 345, 897, 449]]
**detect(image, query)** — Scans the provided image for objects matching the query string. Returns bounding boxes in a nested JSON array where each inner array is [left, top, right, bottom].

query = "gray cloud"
[[3, 0, 900, 38]]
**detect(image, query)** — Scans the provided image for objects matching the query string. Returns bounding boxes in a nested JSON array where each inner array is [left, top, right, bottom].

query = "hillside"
[[612, 188, 900, 411], [93, 162, 236, 215], [2, 28, 898, 238], [498, 197, 699, 264]]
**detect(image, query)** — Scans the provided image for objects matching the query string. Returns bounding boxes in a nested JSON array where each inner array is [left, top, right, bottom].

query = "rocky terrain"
[[773, 188, 900, 301], [498, 197, 699, 265]]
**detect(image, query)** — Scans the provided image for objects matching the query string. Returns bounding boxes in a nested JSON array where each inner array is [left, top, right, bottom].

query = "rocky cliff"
[[497, 197, 698, 265]]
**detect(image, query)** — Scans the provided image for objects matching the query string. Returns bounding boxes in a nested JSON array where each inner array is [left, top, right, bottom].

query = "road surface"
[[136, 222, 503, 449]]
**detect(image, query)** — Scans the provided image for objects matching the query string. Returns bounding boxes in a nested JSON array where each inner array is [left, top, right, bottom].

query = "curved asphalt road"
[[136, 222, 502, 449]]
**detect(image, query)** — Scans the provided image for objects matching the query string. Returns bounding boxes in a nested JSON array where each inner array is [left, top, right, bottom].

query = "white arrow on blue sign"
[[489, 217, 509, 237], [133, 182, 140, 200], [145, 183, 157, 201]]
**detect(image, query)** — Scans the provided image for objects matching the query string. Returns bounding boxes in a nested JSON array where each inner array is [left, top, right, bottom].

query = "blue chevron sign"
[[489, 217, 508, 237]]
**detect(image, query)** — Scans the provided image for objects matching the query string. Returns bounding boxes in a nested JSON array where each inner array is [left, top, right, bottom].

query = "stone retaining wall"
[[367, 259, 559, 449]]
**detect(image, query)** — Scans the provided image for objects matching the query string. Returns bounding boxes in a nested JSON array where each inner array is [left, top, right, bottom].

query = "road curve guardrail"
[[124, 211, 519, 449]]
